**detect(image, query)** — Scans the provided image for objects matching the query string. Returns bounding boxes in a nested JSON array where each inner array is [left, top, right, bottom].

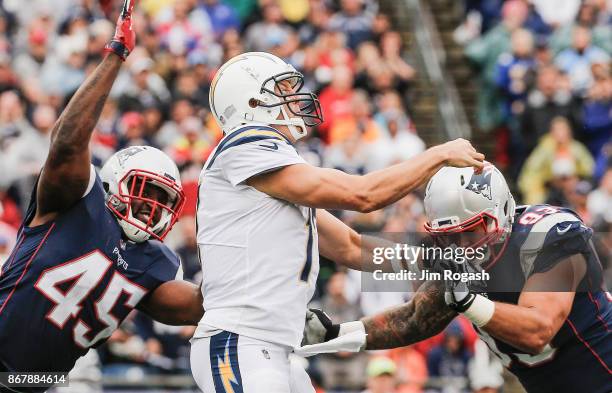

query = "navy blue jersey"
[[479, 205, 611, 393], [0, 170, 181, 376]]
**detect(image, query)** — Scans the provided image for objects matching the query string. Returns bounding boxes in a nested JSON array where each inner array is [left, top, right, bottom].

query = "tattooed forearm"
[[48, 55, 121, 164], [361, 280, 456, 350], [34, 54, 123, 220]]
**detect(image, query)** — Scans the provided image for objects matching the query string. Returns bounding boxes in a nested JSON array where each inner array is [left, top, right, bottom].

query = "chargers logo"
[[466, 168, 493, 200], [217, 335, 239, 393]]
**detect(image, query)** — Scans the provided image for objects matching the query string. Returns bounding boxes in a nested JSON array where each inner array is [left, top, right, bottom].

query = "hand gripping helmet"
[[100, 146, 186, 243], [209, 52, 323, 140], [423, 165, 516, 268]]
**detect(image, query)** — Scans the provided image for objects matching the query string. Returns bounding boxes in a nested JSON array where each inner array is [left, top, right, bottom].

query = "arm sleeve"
[[219, 139, 306, 187]]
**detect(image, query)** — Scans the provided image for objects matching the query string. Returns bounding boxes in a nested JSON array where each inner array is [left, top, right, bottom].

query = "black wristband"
[[104, 40, 129, 61]]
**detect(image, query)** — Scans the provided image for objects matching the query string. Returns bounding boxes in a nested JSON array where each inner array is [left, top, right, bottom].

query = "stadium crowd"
[[0, 0, 609, 392]]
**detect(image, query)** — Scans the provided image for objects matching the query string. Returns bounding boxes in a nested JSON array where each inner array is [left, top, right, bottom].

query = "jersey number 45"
[[34, 250, 147, 348]]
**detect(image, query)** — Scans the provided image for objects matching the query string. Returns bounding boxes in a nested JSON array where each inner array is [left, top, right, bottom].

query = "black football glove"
[[301, 308, 340, 346], [428, 245, 487, 312]]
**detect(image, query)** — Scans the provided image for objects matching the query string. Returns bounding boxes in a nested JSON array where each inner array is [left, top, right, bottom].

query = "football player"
[[191, 52, 485, 393], [0, 1, 203, 389], [303, 165, 611, 393]]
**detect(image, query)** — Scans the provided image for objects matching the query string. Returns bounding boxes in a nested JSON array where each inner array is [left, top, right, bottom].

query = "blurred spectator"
[[329, 89, 382, 145], [44, 34, 87, 96], [172, 68, 208, 107], [0, 90, 34, 146], [355, 32, 415, 103], [173, 216, 201, 281], [550, 1, 612, 55], [530, 0, 581, 27], [581, 62, 612, 156], [166, 116, 213, 168], [387, 347, 427, 393], [12, 25, 57, 104], [244, 2, 294, 54], [426, 320, 471, 393], [298, 0, 333, 45], [116, 111, 153, 149], [0, 221, 17, 264], [566, 180, 594, 223], [594, 141, 612, 181], [587, 166, 612, 226], [316, 30, 356, 79], [465, 0, 528, 131], [324, 130, 369, 175], [520, 65, 582, 154], [543, 161, 580, 209], [494, 27, 537, 172], [134, 312, 195, 374], [0, 181, 21, 230], [156, 98, 195, 147], [380, 31, 416, 86], [554, 26, 610, 94], [363, 356, 400, 393], [519, 116, 595, 204], [328, 0, 376, 50], [4, 104, 55, 208], [116, 57, 171, 113], [494, 28, 537, 125], [368, 109, 425, 171], [200, 0, 240, 39], [318, 272, 367, 390], [317, 65, 355, 141], [155, 0, 213, 55], [468, 340, 504, 393]]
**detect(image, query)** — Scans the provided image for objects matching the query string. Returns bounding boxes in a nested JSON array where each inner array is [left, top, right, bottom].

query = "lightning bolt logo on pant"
[[217, 335, 238, 393]]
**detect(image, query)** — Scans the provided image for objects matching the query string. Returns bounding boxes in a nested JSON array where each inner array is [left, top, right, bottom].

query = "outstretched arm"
[[248, 139, 484, 213], [316, 209, 418, 274], [31, 0, 135, 226], [300, 280, 455, 351], [137, 280, 204, 326], [361, 280, 456, 349]]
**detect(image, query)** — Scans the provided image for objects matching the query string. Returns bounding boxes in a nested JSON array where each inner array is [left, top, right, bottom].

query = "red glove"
[[104, 0, 136, 61]]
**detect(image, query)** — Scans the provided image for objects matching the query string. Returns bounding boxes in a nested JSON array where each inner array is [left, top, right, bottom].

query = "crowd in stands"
[[457, 1, 611, 316], [457, 0, 611, 233], [0, 0, 609, 392]]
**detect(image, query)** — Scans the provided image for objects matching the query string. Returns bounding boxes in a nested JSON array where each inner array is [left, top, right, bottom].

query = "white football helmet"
[[100, 146, 186, 243], [209, 52, 323, 140], [424, 165, 516, 266]]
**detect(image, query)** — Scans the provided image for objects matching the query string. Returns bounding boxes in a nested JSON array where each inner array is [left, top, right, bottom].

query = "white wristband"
[[463, 295, 495, 327], [339, 321, 367, 350]]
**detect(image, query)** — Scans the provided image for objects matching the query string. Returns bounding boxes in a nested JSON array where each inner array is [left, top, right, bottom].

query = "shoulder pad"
[[206, 125, 291, 170], [514, 205, 592, 277]]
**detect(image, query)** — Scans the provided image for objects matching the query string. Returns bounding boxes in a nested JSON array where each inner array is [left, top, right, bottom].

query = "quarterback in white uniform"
[[190, 52, 485, 393]]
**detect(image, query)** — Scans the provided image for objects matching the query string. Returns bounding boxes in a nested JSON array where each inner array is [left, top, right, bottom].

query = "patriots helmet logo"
[[116, 146, 145, 166], [466, 167, 493, 200]]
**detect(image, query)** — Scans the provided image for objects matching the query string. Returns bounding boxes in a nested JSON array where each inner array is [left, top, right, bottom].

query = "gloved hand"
[[297, 309, 367, 357], [427, 244, 494, 326], [301, 309, 339, 346], [104, 0, 136, 60], [444, 279, 478, 312]]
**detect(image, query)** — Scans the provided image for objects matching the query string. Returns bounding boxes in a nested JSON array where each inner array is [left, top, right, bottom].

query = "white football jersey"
[[194, 124, 319, 348]]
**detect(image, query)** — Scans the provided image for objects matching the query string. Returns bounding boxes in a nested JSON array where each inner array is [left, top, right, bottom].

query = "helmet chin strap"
[[272, 106, 307, 141]]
